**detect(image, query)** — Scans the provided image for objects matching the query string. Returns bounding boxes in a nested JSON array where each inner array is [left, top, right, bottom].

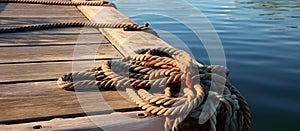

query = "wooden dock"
[[0, 0, 171, 130], [0, 1, 251, 131]]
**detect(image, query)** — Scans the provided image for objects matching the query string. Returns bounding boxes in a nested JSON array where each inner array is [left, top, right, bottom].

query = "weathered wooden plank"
[[0, 17, 95, 29], [73, 2, 172, 56], [0, 33, 109, 46], [0, 17, 89, 26], [0, 44, 122, 63], [0, 16, 100, 33], [0, 16, 85, 19], [0, 10, 84, 18], [0, 81, 137, 123], [0, 61, 103, 83], [0, 0, 149, 128], [0, 0, 86, 18], [0, 28, 101, 35], [0, 3, 78, 10], [0, 111, 165, 131], [0, 1, 84, 18]]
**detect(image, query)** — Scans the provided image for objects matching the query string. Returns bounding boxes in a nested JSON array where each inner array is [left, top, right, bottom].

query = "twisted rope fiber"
[[0, 22, 149, 33], [0, 0, 111, 6], [225, 82, 251, 131], [57, 47, 251, 131]]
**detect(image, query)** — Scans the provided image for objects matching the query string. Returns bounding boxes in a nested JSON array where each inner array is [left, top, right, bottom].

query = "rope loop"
[[57, 47, 251, 131]]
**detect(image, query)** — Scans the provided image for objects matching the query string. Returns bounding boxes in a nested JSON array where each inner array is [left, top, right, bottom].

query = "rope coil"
[[57, 47, 251, 131]]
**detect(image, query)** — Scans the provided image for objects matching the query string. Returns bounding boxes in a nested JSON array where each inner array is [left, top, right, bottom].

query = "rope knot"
[[56, 47, 251, 131]]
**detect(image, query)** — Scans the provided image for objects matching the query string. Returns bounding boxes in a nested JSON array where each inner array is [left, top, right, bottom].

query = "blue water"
[[112, 0, 300, 130]]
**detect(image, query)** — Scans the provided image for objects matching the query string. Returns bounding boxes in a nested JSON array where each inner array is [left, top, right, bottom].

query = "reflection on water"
[[115, 0, 300, 130], [236, 0, 300, 30]]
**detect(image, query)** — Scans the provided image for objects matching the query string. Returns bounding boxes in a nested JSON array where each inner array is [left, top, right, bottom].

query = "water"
[[112, 0, 300, 130]]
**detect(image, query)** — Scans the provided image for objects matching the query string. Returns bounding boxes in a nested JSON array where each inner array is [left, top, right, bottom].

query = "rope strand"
[[0, 22, 149, 33], [57, 47, 251, 131]]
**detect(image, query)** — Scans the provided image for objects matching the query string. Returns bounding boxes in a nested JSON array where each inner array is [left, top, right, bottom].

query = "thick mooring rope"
[[57, 47, 251, 131], [0, 22, 149, 33], [0, 0, 112, 6]]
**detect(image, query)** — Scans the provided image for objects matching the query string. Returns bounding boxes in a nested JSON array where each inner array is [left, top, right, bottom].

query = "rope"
[[0, 0, 112, 6], [0, 22, 149, 33], [57, 47, 251, 131], [0, 0, 150, 33], [226, 82, 252, 131]]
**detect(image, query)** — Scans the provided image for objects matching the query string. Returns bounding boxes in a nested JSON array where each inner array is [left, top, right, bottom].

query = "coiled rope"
[[0, 22, 149, 33], [57, 47, 251, 131], [0, 0, 112, 6]]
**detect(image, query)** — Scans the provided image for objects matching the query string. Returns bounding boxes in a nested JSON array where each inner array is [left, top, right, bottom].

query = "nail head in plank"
[[0, 111, 165, 131]]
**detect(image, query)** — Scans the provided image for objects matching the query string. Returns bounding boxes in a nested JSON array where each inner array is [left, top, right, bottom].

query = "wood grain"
[[0, 1, 174, 130], [0, 111, 164, 131], [0, 33, 109, 46], [73, 2, 172, 56], [0, 44, 122, 63], [0, 81, 136, 123], [0, 0, 143, 126]]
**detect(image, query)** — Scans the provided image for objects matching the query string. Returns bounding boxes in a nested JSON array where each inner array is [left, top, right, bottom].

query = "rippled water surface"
[[113, 0, 300, 130]]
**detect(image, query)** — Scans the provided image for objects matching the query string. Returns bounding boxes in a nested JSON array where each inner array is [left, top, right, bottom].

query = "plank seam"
[[0, 58, 121, 65], [0, 107, 140, 125], [0, 43, 110, 47]]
